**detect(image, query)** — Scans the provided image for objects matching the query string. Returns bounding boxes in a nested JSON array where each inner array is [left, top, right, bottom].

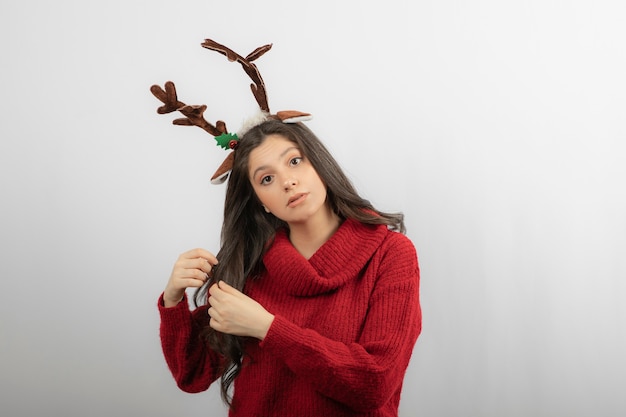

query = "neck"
[[287, 205, 341, 259]]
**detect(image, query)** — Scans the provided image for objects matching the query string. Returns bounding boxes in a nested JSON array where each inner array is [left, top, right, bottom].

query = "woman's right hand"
[[163, 248, 219, 307]]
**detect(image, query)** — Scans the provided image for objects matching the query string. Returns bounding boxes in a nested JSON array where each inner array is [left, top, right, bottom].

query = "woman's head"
[[226, 120, 361, 226]]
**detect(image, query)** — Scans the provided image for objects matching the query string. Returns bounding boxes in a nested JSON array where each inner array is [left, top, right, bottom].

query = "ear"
[[276, 110, 312, 123], [211, 152, 235, 184], [262, 205, 271, 213]]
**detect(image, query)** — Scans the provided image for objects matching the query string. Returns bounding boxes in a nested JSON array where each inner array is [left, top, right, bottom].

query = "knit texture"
[[159, 218, 421, 416]]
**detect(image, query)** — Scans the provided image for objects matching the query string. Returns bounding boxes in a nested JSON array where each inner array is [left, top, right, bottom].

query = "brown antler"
[[201, 39, 272, 113], [150, 81, 227, 137], [150, 39, 302, 185]]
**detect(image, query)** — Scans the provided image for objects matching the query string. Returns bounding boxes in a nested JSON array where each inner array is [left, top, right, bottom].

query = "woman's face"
[[248, 134, 328, 226]]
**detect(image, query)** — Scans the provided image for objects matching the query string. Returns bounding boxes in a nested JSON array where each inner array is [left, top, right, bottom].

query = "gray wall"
[[1, 1, 624, 416]]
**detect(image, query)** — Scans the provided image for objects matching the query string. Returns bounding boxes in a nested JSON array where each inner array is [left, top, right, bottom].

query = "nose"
[[283, 177, 297, 191]]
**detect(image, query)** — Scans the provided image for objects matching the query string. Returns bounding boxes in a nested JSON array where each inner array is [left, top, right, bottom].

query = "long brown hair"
[[193, 120, 405, 405]]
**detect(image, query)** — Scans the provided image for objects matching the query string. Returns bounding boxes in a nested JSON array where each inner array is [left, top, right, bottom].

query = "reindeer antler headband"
[[150, 39, 312, 184]]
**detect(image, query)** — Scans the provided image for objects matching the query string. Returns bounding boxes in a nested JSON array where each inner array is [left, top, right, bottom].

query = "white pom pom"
[[237, 111, 270, 138]]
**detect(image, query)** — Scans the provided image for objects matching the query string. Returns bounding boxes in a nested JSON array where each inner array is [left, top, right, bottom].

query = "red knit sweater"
[[158, 218, 421, 416]]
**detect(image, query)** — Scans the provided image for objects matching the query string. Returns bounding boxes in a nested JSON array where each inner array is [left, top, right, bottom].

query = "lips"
[[287, 193, 308, 207]]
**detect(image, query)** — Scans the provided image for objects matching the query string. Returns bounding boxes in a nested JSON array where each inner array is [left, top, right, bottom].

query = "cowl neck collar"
[[262, 218, 388, 296]]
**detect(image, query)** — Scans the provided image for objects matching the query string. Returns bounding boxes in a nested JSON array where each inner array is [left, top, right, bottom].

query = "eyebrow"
[[251, 146, 300, 179]]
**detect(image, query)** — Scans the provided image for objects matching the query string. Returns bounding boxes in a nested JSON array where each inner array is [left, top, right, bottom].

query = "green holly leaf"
[[215, 133, 238, 150]]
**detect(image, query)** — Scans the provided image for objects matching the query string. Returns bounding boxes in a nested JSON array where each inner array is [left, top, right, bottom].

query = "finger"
[[177, 267, 209, 282], [177, 258, 213, 275], [175, 250, 219, 274], [217, 280, 240, 296], [166, 277, 204, 295], [182, 277, 205, 288], [197, 258, 214, 275], [207, 306, 221, 321], [186, 248, 219, 265], [208, 283, 224, 299], [209, 317, 223, 332], [211, 282, 238, 301], [167, 271, 205, 292], [208, 283, 233, 304]]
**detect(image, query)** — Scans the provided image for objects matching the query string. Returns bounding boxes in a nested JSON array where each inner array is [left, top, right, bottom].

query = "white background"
[[1, 1, 625, 416]]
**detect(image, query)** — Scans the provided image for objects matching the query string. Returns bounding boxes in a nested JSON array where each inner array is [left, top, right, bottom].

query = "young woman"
[[158, 120, 422, 416]]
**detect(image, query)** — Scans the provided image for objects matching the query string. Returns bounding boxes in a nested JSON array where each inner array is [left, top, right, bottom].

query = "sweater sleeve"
[[158, 292, 224, 393], [259, 234, 421, 411]]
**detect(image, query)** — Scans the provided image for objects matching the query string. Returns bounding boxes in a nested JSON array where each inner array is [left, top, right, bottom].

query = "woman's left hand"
[[208, 281, 275, 340]]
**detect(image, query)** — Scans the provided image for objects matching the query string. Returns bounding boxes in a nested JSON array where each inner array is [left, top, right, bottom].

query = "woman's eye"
[[289, 157, 303, 166], [260, 175, 273, 185]]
